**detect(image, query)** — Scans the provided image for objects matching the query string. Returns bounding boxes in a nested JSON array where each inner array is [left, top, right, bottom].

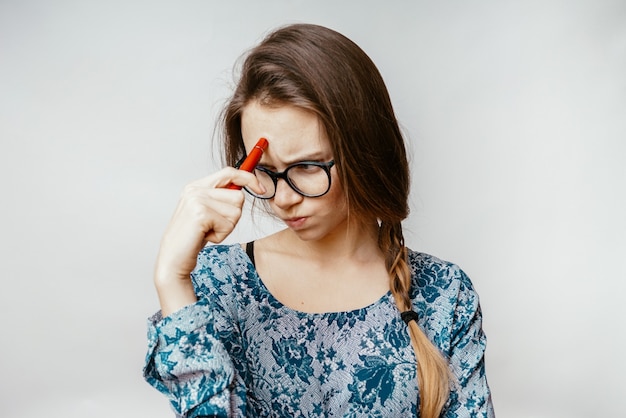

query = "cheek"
[[322, 177, 348, 211]]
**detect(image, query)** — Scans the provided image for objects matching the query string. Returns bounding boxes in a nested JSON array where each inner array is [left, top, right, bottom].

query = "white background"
[[1, 1, 625, 417]]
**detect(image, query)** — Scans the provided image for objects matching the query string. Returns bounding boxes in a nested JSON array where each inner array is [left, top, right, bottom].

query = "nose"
[[272, 178, 303, 209]]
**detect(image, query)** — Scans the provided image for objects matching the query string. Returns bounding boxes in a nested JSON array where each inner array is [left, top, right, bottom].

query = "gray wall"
[[1, 1, 624, 416]]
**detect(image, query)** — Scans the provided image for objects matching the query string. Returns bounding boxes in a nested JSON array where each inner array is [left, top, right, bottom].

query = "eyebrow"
[[259, 151, 329, 167]]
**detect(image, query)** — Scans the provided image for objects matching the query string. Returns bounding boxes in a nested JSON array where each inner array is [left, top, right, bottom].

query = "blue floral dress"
[[144, 244, 494, 417]]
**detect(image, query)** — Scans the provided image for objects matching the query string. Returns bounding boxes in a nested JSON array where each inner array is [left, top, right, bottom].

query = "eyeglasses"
[[240, 160, 335, 199]]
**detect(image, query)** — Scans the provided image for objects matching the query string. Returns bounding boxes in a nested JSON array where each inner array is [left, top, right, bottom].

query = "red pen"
[[227, 137, 269, 190]]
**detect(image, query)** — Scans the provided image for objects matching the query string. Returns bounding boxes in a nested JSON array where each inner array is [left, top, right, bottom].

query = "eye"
[[256, 164, 276, 172], [296, 163, 318, 171], [289, 162, 325, 176]]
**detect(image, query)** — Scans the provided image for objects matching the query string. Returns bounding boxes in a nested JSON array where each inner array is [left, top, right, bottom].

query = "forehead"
[[240, 101, 331, 164]]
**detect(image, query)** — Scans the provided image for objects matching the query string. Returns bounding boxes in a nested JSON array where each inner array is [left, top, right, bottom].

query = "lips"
[[284, 217, 307, 229]]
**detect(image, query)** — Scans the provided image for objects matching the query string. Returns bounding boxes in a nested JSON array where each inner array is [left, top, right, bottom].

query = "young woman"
[[144, 23, 494, 417]]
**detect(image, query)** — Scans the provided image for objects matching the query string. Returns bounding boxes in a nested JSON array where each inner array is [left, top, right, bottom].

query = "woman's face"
[[240, 100, 349, 242]]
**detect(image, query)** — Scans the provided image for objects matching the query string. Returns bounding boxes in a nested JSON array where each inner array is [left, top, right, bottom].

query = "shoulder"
[[406, 249, 474, 298], [191, 243, 254, 297], [196, 242, 247, 264], [406, 249, 481, 351]]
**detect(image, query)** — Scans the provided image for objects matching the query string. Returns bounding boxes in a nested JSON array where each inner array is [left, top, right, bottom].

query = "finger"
[[191, 167, 266, 196], [185, 185, 246, 209], [186, 196, 243, 244], [222, 171, 267, 196], [177, 190, 243, 232]]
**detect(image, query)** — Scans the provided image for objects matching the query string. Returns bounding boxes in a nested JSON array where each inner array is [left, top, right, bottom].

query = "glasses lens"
[[244, 168, 275, 199], [287, 163, 331, 197]]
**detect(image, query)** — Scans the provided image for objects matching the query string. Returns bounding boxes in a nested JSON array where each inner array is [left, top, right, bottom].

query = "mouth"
[[283, 217, 307, 229]]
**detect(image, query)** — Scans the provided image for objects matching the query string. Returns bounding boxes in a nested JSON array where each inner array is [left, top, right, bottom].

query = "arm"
[[154, 167, 265, 316], [145, 168, 265, 416], [443, 270, 495, 417], [144, 246, 251, 417]]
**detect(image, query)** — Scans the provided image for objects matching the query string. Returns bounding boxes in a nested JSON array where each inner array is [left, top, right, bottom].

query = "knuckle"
[[234, 193, 245, 206], [211, 234, 226, 244], [180, 184, 193, 197]]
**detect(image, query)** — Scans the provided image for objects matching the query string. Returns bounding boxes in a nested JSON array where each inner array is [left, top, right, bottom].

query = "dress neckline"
[[235, 243, 394, 318]]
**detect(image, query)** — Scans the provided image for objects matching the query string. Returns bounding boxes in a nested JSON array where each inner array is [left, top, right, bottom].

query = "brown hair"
[[221, 23, 450, 416]]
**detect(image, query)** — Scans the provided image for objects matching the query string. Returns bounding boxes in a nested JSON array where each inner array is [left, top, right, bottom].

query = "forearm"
[[155, 275, 198, 318], [144, 296, 236, 417]]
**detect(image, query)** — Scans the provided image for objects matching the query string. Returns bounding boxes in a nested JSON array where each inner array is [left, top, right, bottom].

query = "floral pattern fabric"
[[144, 244, 494, 417]]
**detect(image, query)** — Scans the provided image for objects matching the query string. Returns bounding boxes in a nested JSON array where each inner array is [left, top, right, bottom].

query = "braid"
[[379, 221, 451, 418]]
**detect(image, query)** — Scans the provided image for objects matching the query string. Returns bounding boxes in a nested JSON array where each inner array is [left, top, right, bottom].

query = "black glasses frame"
[[237, 159, 335, 199]]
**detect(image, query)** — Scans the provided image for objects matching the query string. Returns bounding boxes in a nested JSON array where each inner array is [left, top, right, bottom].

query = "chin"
[[284, 224, 327, 242], [292, 221, 349, 243], [288, 228, 321, 241]]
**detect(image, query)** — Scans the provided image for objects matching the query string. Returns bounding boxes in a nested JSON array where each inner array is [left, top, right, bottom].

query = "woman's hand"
[[154, 167, 265, 316]]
